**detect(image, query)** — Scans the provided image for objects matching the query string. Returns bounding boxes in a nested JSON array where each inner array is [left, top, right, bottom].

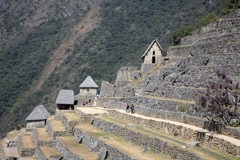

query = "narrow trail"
[[20, 0, 101, 99]]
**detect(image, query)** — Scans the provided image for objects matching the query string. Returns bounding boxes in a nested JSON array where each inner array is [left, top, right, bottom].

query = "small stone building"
[[56, 89, 75, 110], [79, 76, 99, 97], [26, 105, 50, 128], [141, 39, 163, 74]]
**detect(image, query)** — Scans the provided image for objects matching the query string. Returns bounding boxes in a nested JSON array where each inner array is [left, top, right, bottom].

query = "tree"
[[195, 70, 240, 130]]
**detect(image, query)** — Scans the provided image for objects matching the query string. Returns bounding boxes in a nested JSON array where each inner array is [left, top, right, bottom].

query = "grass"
[[101, 115, 238, 160], [40, 146, 62, 158], [37, 128, 52, 141], [63, 112, 83, 122], [76, 123, 172, 160], [21, 131, 35, 148], [49, 118, 65, 131], [58, 136, 97, 160]]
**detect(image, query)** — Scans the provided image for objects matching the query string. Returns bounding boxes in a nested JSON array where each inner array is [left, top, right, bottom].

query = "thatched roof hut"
[[56, 89, 74, 110], [79, 76, 98, 88], [79, 76, 98, 97], [26, 105, 50, 128]]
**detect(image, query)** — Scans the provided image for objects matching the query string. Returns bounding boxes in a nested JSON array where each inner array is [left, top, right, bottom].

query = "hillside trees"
[[195, 70, 240, 130]]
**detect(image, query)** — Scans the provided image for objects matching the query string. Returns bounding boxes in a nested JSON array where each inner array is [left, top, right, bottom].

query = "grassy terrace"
[[21, 131, 35, 149], [57, 136, 98, 160], [48, 117, 65, 132], [75, 123, 172, 160], [37, 128, 52, 141], [39, 146, 62, 158], [62, 112, 83, 122], [100, 115, 238, 160]]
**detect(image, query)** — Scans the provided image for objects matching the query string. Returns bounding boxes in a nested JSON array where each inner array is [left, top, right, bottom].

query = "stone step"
[[74, 123, 173, 160], [17, 130, 35, 157], [56, 136, 98, 160], [101, 110, 240, 158], [168, 40, 240, 58], [181, 30, 240, 46], [46, 116, 69, 138], [33, 128, 54, 147], [35, 146, 63, 160]]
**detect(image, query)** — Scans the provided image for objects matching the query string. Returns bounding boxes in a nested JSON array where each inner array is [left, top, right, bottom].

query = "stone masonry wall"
[[108, 111, 240, 157], [74, 127, 141, 160], [55, 138, 84, 160], [35, 147, 48, 160], [33, 128, 54, 147], [92, 118, 203, 160], [100, 80, 115, 97], [17, 135, 35, 157], [46, 119, 69, 139], [0, 144, 7, 160]]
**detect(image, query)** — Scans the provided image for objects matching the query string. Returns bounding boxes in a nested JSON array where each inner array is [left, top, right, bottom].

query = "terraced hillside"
[[0, 107, 239, 159]]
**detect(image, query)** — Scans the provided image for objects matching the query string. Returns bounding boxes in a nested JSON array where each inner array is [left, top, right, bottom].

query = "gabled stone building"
[[56, 89, 74, 110], [79, 76, 99, 97], [26, 105, 50, 128], [141, 39, 163, 74]]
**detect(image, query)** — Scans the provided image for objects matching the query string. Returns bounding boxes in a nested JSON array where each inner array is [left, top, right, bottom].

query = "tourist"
[[6, 138, 10, 147], [125, 102, 130, 113], [89, 97, 91, 103], [130, 103, 135, 114]]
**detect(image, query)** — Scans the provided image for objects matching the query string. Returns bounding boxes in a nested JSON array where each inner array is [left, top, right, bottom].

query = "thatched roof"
[[79, 76, 98, 88], [55, 89, 74, 105], [26, 105, 50, 121], [141, 39, 163, 59]]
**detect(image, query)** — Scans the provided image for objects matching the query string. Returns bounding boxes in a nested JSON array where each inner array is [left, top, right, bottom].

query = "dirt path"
[[21, 0, 101, 98], [79, 106, 240, 147]]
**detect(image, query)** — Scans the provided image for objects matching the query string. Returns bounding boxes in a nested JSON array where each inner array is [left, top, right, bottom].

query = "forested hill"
[[0, 0, 226, 137]]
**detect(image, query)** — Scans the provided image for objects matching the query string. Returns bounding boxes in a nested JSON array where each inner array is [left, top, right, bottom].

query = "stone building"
[[141, 39, 163, 74], [79, 76, 99, 97], [56, 89, 74, 110], [26, 105, 50, 128]]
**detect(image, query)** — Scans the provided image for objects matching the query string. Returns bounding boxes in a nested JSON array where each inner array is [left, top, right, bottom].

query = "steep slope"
[[0, 0, 225, 137]]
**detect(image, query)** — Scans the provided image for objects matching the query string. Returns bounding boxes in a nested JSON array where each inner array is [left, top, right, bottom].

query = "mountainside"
[[0, 0, 226, 137]]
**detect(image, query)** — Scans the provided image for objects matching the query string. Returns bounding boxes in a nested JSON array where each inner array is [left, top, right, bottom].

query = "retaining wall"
[[108, 111, 240, 157], [92, 118, 203, 160], [55, 138, 84, 160]]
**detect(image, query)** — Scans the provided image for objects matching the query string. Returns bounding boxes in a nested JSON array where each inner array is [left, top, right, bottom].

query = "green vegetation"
[[173, 0, 240, 45], [0, 0, 229, 136]]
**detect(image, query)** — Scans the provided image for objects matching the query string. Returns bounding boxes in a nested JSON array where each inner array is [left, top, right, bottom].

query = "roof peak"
[[79, 76, 98, 88]]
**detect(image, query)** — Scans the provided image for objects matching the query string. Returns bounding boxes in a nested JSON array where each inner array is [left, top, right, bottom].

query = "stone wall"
[[26, 121, 45, 129], [0, 144, 7, 160], [115, 66, 138, 86], [55, 110, 81, 135], [35, 147, 48, 160], [46, 119, 69, 139], [108, 111, 240, 157], [74, 127, 141, 160], [100, 81, 115, 97], [92, 118, 203, 160], [55, 138, 84, 160], [79, 88, 97, 97], [33, 128, 54, 147], [141, 63, 155, 74], [17, 135, 35, 157]]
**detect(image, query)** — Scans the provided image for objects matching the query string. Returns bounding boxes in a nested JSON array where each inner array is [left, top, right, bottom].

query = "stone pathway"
[[76, 107, 240, 147]]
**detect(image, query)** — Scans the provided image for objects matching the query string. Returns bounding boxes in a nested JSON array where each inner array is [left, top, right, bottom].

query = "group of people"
[[82, 97, 92, 106], [125, 102, 135, 114]]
